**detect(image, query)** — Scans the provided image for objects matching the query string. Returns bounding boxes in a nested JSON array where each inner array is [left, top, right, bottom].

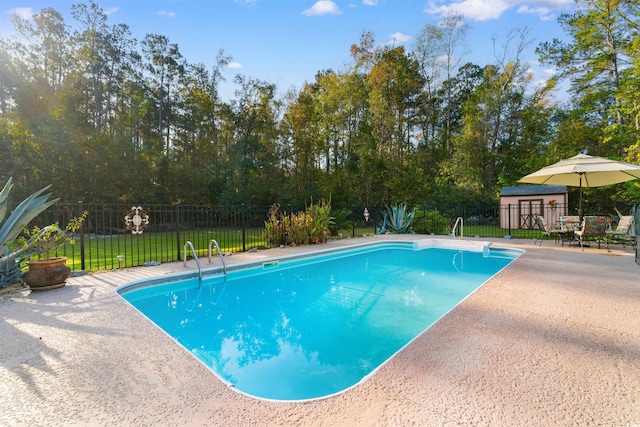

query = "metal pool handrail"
[[208, 239, 227, 275], [183, 241, 202, 281], [450, 217, 464, 239]]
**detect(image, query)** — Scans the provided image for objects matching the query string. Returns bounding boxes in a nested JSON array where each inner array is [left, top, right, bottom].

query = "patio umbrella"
[[517, 153, 640, 219]]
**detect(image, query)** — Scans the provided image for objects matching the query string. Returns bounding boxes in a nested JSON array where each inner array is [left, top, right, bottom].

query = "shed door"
[[519, 199, 543, 229]]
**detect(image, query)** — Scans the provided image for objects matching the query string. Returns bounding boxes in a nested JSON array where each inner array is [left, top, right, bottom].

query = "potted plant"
[[19, 213, 86, 291], [0, 178, 60, 289]]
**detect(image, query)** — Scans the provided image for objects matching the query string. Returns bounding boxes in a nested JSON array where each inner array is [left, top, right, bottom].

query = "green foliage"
[[536, 0, 640, 200], [412, 210, 450, 235], [18, 211, 87, 260], [0, 2, 638, 211], [0, 178, 60, 286], [0, 178, 59, 261], [329, 209, 353, 236], [385, 203, 415, 234], [306, 199, 332, 244], [631, 204, 640, 236], [263, 200, 332, 247]]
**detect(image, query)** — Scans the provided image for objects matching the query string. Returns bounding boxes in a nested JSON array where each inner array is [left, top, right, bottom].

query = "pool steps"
[[412, 238, 490, 255]]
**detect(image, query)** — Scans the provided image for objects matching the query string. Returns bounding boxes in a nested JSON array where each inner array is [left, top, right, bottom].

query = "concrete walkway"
[[1, 235, 639, 426]]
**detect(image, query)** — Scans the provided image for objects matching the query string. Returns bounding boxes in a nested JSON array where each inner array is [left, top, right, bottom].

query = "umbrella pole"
[[578, 175, 583, 222]]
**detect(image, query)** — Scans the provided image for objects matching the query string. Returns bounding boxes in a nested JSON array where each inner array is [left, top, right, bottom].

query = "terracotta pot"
[[23, 257, 71, 291]]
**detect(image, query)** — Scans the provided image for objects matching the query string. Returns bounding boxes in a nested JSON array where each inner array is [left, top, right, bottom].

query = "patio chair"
[[606, 215, 636, 249], [533, 215, 564, 246], [559, 216, 581, 231], [574, 216, 609, 251], [558, 215, 581, 246]]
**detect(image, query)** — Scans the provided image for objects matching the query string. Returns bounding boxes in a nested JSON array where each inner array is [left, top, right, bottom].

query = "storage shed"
[[500, 185, 568, 230]]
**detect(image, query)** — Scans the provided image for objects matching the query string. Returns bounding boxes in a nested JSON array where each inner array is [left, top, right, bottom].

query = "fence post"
[[78, 201, 85, 271], [508, 204, 512, 237], [373, 206, 377, 234], [352, 205, 355, 238], [241, 204, 246, 252], [175, 204, 181, 261]]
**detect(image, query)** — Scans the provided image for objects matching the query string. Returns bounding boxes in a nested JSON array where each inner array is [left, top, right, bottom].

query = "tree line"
[[1, 0, 639, 212]]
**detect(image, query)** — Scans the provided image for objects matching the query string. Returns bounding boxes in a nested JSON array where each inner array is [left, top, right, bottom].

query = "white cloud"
[[387, 32, 411, 45], [104, 7, 119, 16], [302, 1, 342, 16], [9, 7, 34, 20], [424, 0, 573, 22], [517, 5, 555, 21], [158, 10, 176, 18], [526, 61, 558, 89], [526, 0, 573, 6], [518, 5, 549, 14], [424, 0, 509, 21], [363, 0, 378, 6], [227, 62, 243, 69]]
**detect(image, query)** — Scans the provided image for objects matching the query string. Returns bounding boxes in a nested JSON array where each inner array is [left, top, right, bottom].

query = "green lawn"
[[55, 228, 268, 271], [52, 225, 542, 272]]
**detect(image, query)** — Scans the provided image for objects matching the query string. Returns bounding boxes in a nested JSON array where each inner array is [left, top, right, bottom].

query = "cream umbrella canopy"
[[518, 153, 640, 218]]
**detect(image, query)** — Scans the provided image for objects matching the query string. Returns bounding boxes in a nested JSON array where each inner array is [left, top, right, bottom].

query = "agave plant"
[[0, 178, 59, 286], [385, 203, 416, 234]]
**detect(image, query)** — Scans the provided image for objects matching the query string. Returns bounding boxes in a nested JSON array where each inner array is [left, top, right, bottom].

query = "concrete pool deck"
[[1, 235, 639, 426]]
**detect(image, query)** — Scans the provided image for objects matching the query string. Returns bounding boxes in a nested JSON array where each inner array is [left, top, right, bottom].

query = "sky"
[[0, 0, 577, 100]]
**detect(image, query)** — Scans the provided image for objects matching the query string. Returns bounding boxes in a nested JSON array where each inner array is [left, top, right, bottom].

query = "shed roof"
[[500, 185, 567, 197]]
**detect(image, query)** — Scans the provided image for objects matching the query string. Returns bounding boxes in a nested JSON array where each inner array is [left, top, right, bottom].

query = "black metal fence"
[[32, 201, 597, 272]]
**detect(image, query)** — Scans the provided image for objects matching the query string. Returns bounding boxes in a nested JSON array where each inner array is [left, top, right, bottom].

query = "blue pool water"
[[117, 240, 522, 401]]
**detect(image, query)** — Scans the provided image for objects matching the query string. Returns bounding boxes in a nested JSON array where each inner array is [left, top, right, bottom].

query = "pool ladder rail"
[[208, 239, 227, 275], [450, 217, 464, 239], [183, 239, 227, 282]]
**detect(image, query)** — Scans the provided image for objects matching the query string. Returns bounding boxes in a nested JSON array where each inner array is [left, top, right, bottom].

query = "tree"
[[141, 34, 185, 155], [281, 82, 323, 204], [537, 0, 639, 158], [366, 45, 425, 204], [414, 13, 468, 154], [444, 30, 552, 202], [9, 8, 71, 123], [219, 76, 283, 205]]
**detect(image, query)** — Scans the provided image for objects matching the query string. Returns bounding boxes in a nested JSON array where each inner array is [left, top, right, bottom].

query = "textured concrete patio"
[[1, 235, 639, 426]]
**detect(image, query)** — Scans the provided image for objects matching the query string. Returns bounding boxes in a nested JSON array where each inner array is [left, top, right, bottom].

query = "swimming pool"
[[117, 239, 523, 401]]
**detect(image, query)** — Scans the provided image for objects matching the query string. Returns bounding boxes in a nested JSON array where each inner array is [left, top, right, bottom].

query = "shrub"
[[329, 208, 352, 236], [19, 212, 87, 260], [412, 210, 450, 235], [264, 204, 285, 247], [263, 199, 332, 247]]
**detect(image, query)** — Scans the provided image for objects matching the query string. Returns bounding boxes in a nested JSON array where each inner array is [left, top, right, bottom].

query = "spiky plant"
[[386, 203, 416, 234], [0, 178, 59, 286]]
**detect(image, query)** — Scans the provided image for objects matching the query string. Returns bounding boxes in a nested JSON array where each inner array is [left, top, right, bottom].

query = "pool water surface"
[[117, 240, 522, 401]]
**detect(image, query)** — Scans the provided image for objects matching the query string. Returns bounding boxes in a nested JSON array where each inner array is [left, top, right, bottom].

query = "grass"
[[48, 225, 544, 272], [53, 228, 268, 271]]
